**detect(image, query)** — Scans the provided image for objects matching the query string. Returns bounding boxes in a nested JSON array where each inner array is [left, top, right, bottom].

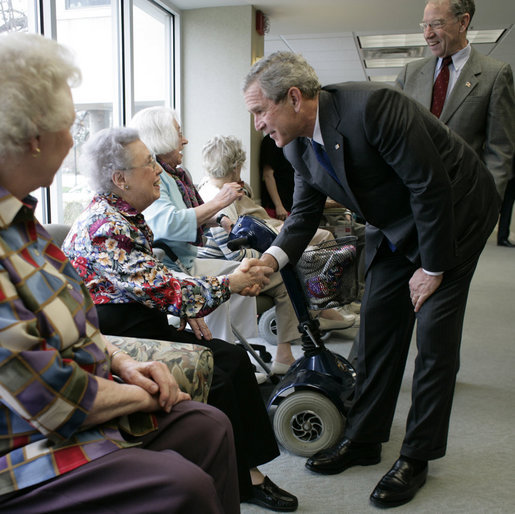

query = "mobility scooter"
[[228, 215, 358, 456]]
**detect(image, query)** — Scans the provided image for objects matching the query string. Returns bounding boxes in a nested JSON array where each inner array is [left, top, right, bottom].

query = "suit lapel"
[[315, 90, 362, 214], [410, 58, 437, 109], [440, 49, 481, 123]]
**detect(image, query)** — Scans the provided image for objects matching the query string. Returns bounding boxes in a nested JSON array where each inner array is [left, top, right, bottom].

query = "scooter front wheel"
[[258, 306, 278, 346], [273, 390, 344, 457]]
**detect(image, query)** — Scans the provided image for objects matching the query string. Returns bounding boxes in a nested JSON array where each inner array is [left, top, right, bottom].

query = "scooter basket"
[[296, 236, 358, 310]]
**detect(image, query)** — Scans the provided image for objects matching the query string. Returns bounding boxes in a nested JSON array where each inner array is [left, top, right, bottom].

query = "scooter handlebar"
[[227, 236, 250, 251]]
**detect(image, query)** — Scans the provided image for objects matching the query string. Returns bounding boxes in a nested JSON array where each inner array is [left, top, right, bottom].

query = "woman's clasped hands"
[[111, 350, 191, 413]]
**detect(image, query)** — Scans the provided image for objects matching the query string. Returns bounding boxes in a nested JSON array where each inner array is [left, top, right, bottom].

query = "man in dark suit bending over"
[[396, 0, 514, 245], [242, 51, 499, 508]]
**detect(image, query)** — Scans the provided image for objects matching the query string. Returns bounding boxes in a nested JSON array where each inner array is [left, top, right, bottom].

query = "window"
[[133, 0, 174, 114], [51, 0, 115, 223], [66, 0, 110, 8], [48, 0, 176, 224], [1, 1, 177, 224], [0, 0, 42, 217], [0, 0, 36, 33]]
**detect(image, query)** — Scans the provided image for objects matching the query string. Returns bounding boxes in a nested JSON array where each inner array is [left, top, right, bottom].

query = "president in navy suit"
[[242, 51, 499, 508]]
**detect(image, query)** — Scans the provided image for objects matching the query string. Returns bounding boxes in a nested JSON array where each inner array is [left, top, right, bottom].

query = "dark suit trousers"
[[96, 302, 280, 501], [344, 241, 482, 461], [498, 175, 515, 241], [0, 402, 239, 514]]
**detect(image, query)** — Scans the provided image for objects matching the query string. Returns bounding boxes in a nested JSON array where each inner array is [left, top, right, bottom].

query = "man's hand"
[[228, 257, 274, 296], [115, 358, 190, 412], [180, 317, 213, 341], [236, 256, 278, 296], [409, 268, 443, 312]]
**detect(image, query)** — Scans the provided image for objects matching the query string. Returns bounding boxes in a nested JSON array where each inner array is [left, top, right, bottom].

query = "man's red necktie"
[[430, 56, 453, 118]]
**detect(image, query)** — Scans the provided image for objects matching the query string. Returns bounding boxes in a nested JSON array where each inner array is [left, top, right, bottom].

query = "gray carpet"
[[242, 236, 515, 513]]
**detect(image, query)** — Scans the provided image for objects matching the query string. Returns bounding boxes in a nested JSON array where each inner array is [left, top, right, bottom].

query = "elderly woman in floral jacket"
[[62, 127, 298, 512]]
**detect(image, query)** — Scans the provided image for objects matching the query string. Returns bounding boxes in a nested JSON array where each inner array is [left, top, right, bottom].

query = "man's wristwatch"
[[216, 213, 229, 226]]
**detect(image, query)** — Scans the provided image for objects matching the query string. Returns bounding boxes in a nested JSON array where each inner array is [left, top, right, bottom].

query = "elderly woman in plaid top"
[[0, 33, 240, 514]]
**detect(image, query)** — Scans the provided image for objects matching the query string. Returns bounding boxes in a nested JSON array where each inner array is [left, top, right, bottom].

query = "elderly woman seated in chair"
[[0, 32, 238, 514], [62, 126, 298, 512], [128, 106, 259, 347], [197, 136, 357, 328]]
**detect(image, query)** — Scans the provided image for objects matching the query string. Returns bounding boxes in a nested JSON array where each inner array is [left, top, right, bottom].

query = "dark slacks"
[[344, 241, 482, 461], [498, 175, 515, 242], [0, 402, 239, 514], [97, 302, 280, 501]]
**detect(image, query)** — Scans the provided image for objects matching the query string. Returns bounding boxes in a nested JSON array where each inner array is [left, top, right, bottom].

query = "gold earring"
[[32, 148, 41, 158]]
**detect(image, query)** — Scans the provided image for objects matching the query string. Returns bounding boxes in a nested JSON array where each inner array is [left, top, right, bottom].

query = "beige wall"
[[181, 6, 264, 195]]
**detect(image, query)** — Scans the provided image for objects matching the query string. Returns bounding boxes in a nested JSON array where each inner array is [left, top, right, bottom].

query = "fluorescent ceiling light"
[[368, 75, 399, 82], [360, 34, 426, 48], [365, 57, 424, 68], [363, 47, 425, 59], [359, 29, 505, 48], [467, 29, 505, 43]]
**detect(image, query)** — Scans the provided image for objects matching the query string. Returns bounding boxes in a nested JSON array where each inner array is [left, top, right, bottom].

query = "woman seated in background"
[[197, 136, 357, 322], [62, 127, 298, 512], [0, 32, 238, 514], [129, 106, 258, 346], [132, 107, 354, 373]]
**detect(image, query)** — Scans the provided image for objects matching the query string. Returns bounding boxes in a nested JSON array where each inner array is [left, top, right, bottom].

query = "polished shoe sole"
[[369, 478, 426, 509], [247, 498, 298, 512], [305, 454, 381, 475]]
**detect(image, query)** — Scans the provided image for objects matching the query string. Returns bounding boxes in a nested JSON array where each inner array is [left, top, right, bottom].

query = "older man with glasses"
[[397, 0, 515, 244]]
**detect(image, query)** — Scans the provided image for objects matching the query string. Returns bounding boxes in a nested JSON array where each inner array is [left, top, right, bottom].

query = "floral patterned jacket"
[[62, 192, 231, 318]]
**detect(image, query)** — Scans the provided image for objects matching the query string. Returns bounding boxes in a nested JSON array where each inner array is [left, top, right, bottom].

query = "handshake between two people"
[[227, 254, 279, 296]]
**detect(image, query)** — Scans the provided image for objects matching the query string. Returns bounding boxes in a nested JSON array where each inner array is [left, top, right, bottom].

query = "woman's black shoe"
[[247, 476, 298, 512]]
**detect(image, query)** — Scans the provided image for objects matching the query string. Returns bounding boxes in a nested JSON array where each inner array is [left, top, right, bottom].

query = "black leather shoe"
[[370, 458, 428, 508], [247, 476, 298, 512], [305, 438, 381, 475], [498, 239, 515, 247]]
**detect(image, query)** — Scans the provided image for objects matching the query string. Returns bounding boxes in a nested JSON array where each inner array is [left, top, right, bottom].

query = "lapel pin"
[[465, 82, 471, 88], [335, 144, 340, 150]]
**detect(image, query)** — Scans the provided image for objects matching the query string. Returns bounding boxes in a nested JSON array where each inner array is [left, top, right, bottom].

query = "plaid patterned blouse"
[[0, 187, 136, 497], [62, 192, 231, 318]]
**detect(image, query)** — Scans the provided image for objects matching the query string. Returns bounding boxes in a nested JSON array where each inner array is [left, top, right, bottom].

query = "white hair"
[[0, 32, 81, 159], [80, 127, 140, 193], [202, 135, 246, 179], [129, 106, 181, 156]]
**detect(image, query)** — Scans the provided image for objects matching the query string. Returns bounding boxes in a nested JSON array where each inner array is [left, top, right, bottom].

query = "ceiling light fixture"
[[359, 29, 505, 49]]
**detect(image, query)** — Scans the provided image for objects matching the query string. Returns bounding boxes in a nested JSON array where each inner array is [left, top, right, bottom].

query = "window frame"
[[36, 0, 179, 223]]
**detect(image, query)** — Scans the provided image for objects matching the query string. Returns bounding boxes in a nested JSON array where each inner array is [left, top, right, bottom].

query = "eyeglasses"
[[119, 154, 159, 171], [419, 16, 460, 31]]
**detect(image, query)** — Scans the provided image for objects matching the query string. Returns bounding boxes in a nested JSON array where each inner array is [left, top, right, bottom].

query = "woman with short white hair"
[[198, 135, 357, 361], [130, 106, 259, 347]]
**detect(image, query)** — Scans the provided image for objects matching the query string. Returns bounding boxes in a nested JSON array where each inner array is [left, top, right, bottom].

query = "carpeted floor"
[[242, 235, 515, 513]]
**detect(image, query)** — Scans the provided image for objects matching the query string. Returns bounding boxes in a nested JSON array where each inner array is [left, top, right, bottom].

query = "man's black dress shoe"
[[498, 239, 515, 247], [305, 438, 381, 475], [247, 476, 298, 512], [370, 457, 428, 508]]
